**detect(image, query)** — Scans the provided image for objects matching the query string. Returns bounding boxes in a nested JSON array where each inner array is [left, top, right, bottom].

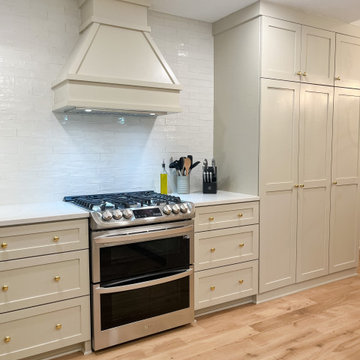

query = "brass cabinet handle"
[[1, 242, 7, 249], [210, 286, 215, 291], [54, 276, 61, 282], [53, 236, 60, 242], [299, 184, 305, 188], [239, 280, 244, 284], [210, 248, 216, 253], [296, 71, 302, 76], [333, 181, 338, 185], [239, 243, 245, 248], [2, 285, 8, 292], [237, 213, 243, 218], [55, 324, 62, 330], [302, 72, 307, 76], [4, 336, 11, 343], [294, 184, 299, 188], [335, 76, 341, 81], [209, 216, 215, 221]]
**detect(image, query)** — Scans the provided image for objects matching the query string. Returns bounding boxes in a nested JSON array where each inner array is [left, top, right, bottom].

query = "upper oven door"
[[91, 221, 194, 284]]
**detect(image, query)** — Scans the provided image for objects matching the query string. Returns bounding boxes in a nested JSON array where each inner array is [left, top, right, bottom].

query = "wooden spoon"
[[184, 157, 191, 176]]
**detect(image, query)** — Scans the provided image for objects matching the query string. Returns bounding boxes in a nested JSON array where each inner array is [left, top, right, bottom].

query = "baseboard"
[[24, 341, 91, 360], [194, 295, 256, 317], [256, 268, 358, 303]]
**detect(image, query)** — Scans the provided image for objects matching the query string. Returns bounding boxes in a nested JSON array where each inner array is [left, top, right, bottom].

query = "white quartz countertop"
[[0, 202, 89, 227], [173, 191, 259, 207]]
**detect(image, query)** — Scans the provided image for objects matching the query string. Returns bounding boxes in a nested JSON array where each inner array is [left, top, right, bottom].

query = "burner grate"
[[64, 191, 182, 211]]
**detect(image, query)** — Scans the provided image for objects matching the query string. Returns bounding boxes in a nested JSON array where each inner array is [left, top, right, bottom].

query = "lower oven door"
[[92, 266, 194, 351]]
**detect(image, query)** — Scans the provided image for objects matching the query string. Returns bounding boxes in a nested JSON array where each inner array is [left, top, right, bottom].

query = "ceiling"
[[149, 0, 360, 25]]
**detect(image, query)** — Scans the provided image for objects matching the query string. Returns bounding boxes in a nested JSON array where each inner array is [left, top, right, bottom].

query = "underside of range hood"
[[52, 0, 182, 116]]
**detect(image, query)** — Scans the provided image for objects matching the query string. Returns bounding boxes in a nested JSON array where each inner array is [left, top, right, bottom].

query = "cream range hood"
[[52, 0, 181, 116]]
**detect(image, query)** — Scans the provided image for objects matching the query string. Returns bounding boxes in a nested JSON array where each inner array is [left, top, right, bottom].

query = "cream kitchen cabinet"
[[329, 87, 360, 273], [214, 3, 360, 301], [193, 200, 259, 312], [335, 34, 360, 89], [0, 219, 91, 360], [262, 17, 335, 86], [259, 79, 333, 292]]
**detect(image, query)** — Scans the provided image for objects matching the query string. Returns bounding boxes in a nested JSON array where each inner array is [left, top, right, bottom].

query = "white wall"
[[0, 1, 214, 205]]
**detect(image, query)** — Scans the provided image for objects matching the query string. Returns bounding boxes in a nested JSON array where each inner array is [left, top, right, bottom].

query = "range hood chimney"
[[52, 0, 181, 116]]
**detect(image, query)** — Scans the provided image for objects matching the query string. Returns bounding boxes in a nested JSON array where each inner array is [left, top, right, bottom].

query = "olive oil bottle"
[[160, 160, 168, 194]]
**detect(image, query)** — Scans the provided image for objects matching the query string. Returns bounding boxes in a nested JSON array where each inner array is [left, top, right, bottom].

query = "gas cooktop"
[[64, 191, 195, 230]]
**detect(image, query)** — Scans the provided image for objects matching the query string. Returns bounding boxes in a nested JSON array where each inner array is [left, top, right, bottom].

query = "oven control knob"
[[123, 209, 133, 219], [102, 210, 112, 221], [163, 205, 172, 215], [172, 204, 180, 214], [112, 209, 123, 220], [180, 203, 188, 213]]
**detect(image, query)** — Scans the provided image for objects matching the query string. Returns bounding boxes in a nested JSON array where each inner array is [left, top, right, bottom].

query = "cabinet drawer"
[[0, 250, 89, 313], [194, 261, 258, 310], [195, 202, 259, 232], [195, 225, 258, 271], [0, 219, 88, 261], [0, 296, 90, 360]]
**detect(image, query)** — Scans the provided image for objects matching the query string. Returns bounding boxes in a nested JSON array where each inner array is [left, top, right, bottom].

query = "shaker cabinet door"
[[330, 87, 360, 273], [335, 34, 360, 89], [259, 79, 299, 293], [261, 17, 301, 82], [296, 84, 333, 282], [301, 26, 335, 86]]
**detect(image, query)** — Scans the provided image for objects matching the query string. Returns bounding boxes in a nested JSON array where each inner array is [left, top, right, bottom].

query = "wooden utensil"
[[184, 157, 191, 176]]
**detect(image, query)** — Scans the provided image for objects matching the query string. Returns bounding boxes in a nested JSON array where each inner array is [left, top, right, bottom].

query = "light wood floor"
[[60, 265, 360, 360]]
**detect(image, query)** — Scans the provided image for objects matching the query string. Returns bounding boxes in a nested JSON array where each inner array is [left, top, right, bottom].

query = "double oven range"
[[65, 191, 195, 351]]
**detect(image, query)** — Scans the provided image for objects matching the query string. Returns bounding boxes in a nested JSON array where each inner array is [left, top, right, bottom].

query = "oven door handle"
[[94, 225, 193, 245], [95, 267, 193, 294]]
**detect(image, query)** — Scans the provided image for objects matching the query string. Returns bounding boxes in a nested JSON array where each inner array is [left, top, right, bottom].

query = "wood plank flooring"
[[59, 265, 360, 360]]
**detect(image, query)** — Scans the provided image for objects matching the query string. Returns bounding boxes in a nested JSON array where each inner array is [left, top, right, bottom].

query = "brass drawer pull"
[[239, 280, 244, 284], [1, 242, 7, 249], [54, 276, 61, 282], [294, 184, 299, 188], [2, 285, 8, 292], [53, 236, 60, 242], [335, 76, 341, 81], [55, 324, 62, 330], [210, 286, 215, 291], [4, 336, 11, 343], [209, 216, 215, 221], [237, 213, 243, 218], [239, 243, 245, 248], [302, 72, 307, 76], [296, 71, 302, 76], [299, 184, 304, 188], [333, 181, 338, 185], [210, 248, 216, 253]]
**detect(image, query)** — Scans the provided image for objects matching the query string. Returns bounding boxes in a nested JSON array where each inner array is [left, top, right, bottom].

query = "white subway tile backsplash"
[[0, 4, 213, 205]]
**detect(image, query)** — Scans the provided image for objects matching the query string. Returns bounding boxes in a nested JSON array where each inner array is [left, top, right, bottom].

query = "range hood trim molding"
[[53, 98, 182, 114], [52, 75, 182, 91], [79, 16, 152, 33]]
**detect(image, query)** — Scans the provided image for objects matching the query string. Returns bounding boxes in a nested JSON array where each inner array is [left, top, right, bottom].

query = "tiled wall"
[[0, 1, 214, 205]]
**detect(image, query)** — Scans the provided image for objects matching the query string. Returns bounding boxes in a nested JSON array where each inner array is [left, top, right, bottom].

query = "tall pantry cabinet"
[[214, 1, 360, 299]]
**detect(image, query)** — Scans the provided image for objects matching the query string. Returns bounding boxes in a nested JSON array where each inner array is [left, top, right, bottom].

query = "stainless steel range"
[[64, 191, 195, 351]]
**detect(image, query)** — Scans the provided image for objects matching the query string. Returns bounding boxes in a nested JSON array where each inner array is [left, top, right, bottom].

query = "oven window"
[[99, 236, 190, 283], [100, 276, 189, 330]]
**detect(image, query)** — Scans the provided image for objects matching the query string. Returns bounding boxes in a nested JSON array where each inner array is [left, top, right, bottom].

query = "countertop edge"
[[0, 212, 89, 227]]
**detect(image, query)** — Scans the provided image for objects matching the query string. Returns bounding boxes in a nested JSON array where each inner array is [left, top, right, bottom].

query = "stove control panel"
[[90, 203, 194, 229], [132, 208, 162, 219]]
